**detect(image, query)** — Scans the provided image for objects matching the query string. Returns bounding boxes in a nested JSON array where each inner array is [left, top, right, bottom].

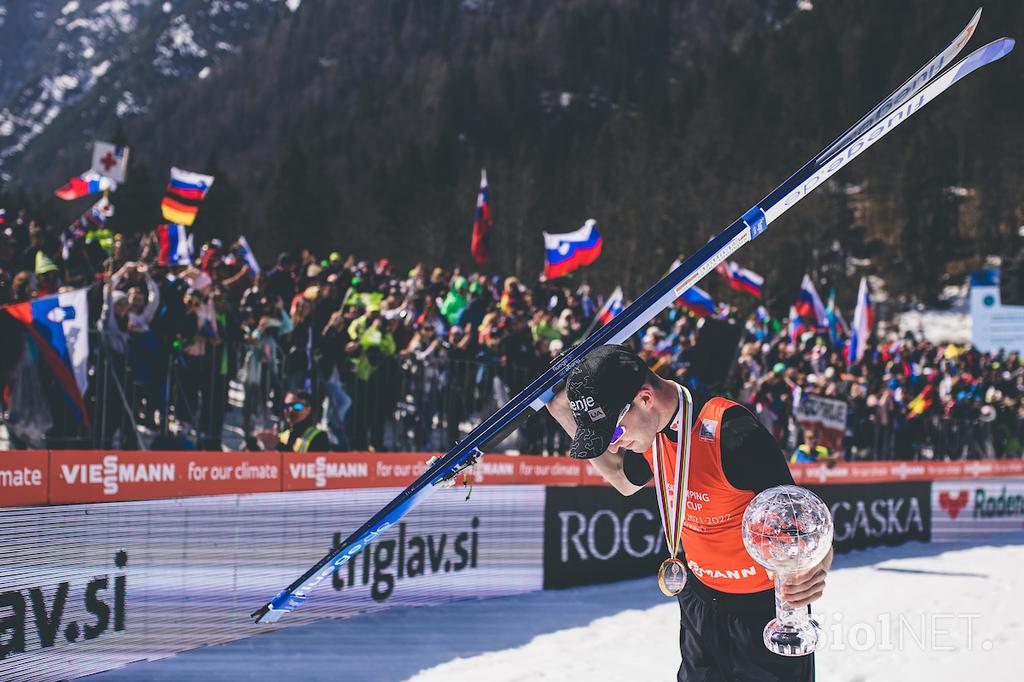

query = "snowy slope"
[[87, 535, 1024, 682], [0, 0, 300, 182], [409, 540, 1024, 681]]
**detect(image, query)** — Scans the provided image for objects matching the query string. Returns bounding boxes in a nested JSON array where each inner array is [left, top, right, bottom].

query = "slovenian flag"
[[846, 277, 875, 365], [543, 219, 603, 280], [471, 169, 492, 266], [237, 235, 261, 275], [795, 274, 828, 327], [679, 285, 716, 318], [55, 171, 116, 200], [3, 289, 90, 425], [161, 167, 214, 226], [716, 260, 764, 298], [596, 286, 624, 326], [157, 224, 194, 265]]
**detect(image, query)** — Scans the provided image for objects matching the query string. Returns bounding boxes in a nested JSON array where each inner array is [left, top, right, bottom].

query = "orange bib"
[[643, 395, 773, 594]]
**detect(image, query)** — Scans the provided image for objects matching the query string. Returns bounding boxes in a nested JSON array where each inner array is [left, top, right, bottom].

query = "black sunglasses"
[[284, 401, 306, 412]]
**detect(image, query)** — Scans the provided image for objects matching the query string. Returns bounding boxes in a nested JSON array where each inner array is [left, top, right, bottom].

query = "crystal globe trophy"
[[741, 485, 833, 657]]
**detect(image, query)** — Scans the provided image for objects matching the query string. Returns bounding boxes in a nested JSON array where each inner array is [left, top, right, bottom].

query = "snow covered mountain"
[[0, 0, 300, 183]]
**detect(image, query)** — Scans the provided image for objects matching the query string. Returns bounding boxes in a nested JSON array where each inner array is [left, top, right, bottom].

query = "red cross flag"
[[91, 141, 130, 184]]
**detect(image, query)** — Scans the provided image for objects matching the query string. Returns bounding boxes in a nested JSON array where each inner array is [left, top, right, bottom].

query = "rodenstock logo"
[[939, 490, 969, 520]]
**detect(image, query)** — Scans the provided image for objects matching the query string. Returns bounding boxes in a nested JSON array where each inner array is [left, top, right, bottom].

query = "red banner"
[[283, 452, 425, 491], [0, 452, 48, 506], [49, 451, 281, 504], [2, 451, 1022, 508], [282, 452, 594, 491], [791, 459, 1024, 485]]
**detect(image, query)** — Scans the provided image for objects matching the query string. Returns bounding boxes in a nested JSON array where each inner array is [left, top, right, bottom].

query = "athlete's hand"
[[775, 545, 833, 608]]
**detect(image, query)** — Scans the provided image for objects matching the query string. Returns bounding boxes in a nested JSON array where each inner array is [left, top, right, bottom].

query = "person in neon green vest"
[[791, 427, 833, 463], [440, 276, 469, 326], [347, 304, 397, 382], [346, 303, 397, 451], [277, 390, 329, 452]]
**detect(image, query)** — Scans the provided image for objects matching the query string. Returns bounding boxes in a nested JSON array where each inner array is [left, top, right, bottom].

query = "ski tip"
[[251, 602, 285, 624], [951, 37, 1015, 84], [953, 9, 982, 53], [981, 37, 1015, 64]]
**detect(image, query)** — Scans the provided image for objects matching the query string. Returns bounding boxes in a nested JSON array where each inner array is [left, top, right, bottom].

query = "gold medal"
[[657, 557, 687, 596]]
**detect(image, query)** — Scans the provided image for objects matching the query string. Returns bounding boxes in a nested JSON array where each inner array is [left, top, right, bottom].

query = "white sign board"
[[969, 269, 1024, 354], [0, 486, 545, 681]]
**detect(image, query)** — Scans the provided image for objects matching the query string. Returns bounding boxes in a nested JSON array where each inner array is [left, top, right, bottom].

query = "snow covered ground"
[[87, 535, 1024, 682]]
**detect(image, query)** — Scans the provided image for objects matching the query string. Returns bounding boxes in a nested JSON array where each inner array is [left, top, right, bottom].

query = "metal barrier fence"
[[0, 327, 1019, 460], [0, 330, 571, 454], [852, 415, 1021, 462]]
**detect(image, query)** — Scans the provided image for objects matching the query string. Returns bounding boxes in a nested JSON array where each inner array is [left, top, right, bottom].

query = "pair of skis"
[[252, 9, 1012, 624]]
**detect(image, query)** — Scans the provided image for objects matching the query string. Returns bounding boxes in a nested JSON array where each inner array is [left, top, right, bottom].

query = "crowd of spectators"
[[0, 210, 1021, 460]]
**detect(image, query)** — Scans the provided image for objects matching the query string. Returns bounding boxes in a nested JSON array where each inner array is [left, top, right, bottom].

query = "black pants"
[[677, 582, 814, 681]]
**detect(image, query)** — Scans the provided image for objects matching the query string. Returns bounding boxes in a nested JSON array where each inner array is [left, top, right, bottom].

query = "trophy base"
[[762, 617, 823, 657]]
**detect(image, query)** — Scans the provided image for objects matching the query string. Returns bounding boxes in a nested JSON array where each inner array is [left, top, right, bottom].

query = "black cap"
[[567, 345, 648, 459]]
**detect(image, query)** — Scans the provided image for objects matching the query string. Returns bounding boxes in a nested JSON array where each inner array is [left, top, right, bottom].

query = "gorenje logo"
[[973, 486, 1024, 519], [568, 395, 596, 413], [61, 455, 175, 495], [0, 551, 127, 661], [330, 519, 479, 602]]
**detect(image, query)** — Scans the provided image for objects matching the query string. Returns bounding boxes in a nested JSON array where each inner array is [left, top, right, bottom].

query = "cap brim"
[[570, 422, 616, 460]]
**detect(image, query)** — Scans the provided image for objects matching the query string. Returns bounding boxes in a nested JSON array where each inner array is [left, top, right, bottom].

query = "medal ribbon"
[[651, 384, 693, 562]]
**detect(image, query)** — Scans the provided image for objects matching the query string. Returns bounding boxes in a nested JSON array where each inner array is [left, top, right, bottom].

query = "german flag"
[[161, 167, 214, 226]]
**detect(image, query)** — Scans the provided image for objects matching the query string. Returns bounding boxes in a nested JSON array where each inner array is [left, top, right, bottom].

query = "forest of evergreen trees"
[[5, 0, 1023, 313]]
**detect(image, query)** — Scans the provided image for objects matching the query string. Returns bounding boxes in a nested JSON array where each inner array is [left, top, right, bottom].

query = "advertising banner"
[[48, 450, 281, 503], [0, 486, 545, 681], [6, 451, 1024, 509], [0, 453, 48, 506], [543, 486, 665, 589], [282, 452, 589, 492], [932, 477, 1024, 541], [808, 481, 931, 553], [791, 459, 1024, 486]]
